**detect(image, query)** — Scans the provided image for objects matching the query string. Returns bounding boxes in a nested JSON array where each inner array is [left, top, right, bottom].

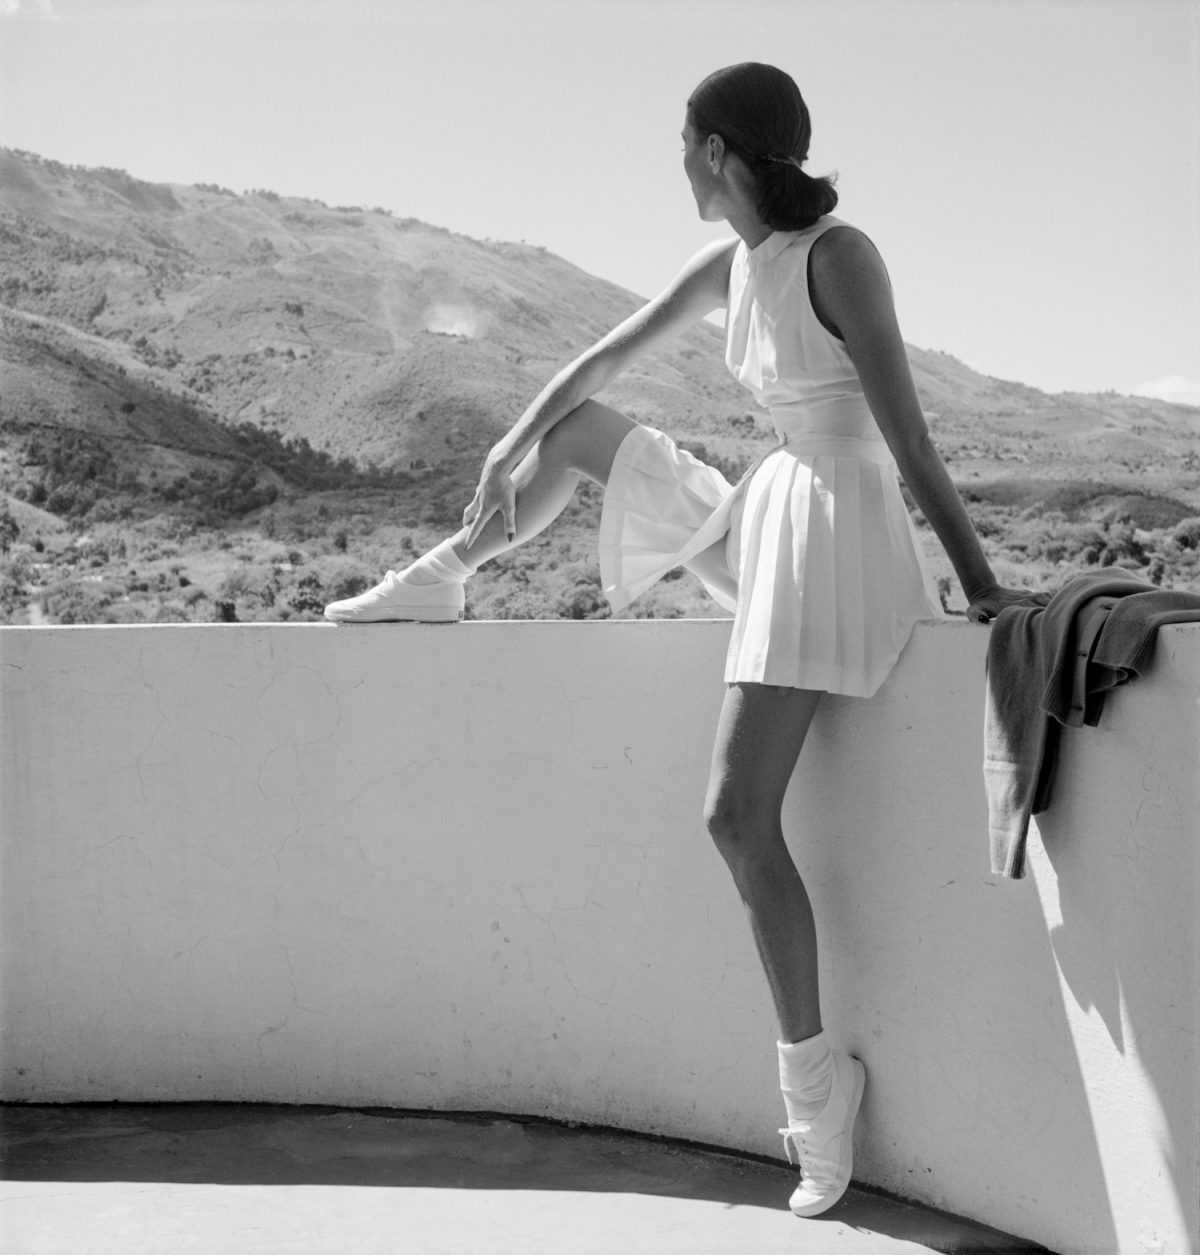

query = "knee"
[[703, 788, 778, 864], [539, 401, 632, 483], [703, 788, 735, 850]]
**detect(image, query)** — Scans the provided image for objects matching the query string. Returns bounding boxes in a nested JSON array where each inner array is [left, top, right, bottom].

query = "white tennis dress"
[[598, 216, 943, 697]]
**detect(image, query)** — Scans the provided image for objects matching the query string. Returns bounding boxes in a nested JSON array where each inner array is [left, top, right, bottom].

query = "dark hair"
[[687, 62, 838, 231]]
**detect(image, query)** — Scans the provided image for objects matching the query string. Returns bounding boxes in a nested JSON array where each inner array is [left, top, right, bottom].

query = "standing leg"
[[704, 682, 825, 1042], [703, 681, 865, 1217], [324, 402, 636, 621]]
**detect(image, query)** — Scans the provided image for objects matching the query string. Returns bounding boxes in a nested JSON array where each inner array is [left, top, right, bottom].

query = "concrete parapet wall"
[[2, 620, 1197, 1254]]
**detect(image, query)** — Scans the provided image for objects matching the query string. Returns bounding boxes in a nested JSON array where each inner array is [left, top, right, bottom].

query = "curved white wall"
[[2, 619, 1197, 1254]]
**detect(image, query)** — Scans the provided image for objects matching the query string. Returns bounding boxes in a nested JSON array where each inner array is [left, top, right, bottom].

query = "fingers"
[[968, 586, 1041, 624], [462, 492, 480, 536], [462, 475, 518, 548], [465, 507, 488, 549], [500, 480, 517, 544]]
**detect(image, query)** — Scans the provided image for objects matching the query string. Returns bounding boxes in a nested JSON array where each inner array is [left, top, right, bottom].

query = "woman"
[[326, 62, 1027, 1216]]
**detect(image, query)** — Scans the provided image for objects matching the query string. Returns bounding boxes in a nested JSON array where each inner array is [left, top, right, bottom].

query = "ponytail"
[[753, 158, 839, 232]]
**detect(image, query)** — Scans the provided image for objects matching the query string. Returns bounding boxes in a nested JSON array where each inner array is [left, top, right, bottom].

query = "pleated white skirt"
[[599, 424, 943, 697]]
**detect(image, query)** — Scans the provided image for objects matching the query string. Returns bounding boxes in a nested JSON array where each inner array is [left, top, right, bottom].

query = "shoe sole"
[[324, 607, 464, 624], [789, 1055, 866, 1218]]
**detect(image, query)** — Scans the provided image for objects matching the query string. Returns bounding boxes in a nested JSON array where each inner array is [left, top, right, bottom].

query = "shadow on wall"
[[1035, 703, 1198, 1250]]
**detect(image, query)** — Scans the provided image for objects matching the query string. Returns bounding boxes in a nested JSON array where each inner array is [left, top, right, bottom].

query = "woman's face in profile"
[[681, 117, 717, 221]]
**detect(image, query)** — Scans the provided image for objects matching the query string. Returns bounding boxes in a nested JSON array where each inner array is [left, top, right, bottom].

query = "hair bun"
[[687, 62, 837, 230]]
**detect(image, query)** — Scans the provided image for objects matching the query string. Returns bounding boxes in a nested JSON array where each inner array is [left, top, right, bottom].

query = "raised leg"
[[324, 401, 637, 622], [449, 400, 637, 569], [704, 681, 825, 1043]]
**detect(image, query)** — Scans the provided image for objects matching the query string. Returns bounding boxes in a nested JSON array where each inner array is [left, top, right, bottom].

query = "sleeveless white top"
[[726, 220, 882, 441], [600, 216, 943, 696]]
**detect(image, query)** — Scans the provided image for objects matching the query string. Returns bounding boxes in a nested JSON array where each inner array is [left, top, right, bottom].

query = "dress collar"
[[746, 230, 799, 268]]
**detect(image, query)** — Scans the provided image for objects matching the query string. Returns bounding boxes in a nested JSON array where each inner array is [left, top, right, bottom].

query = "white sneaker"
[[779, 1051, 866, 1217], [323, 570, 465, 624]]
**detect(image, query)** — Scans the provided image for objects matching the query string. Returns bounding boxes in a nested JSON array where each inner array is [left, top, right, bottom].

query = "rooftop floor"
[[1, 1104, 1052, 1254]]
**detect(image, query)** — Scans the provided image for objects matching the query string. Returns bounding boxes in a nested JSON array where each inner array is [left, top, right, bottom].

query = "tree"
[[0, 506, 19, 554]]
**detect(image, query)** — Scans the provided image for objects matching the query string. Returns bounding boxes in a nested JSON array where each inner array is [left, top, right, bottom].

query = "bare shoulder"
[[809, 224, 887, 285], [689, 235, 740, 268], [675, 236, 739, 290], [808, 224, 896, 339], [653, 236, 738, 316]]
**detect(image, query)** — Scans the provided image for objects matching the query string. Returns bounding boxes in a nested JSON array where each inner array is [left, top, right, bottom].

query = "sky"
[[2, 0, 1198, 402]]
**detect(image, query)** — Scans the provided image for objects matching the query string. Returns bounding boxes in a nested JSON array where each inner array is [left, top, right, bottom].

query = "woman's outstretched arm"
[[810, 227, 1028, 621], [463, 237, 736, 545]]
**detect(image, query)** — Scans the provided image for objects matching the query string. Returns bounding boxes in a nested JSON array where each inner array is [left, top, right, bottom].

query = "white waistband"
[[772, 432, 894, 465]]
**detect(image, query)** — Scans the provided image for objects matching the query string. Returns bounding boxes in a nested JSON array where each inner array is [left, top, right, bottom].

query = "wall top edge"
[[2, 619, 1200, 636]]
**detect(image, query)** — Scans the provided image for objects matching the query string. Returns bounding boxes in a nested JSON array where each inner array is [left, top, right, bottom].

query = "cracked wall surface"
[[1, 618, 1197, 1255]]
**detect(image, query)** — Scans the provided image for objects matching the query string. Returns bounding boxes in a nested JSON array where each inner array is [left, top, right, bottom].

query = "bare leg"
[[449, 400, 637, 569], [325, 401, 702, 622], [706, 683, 866, 1219], [704, 682, 824, 1043]]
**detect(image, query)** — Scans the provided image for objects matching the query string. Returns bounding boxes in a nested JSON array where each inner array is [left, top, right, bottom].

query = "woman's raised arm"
[[464, 238, 736, 545]]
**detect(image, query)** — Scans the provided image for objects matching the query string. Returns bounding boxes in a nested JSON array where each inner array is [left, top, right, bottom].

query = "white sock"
[[399, 539, 475, 587], [778, 1031, 834, 1123]]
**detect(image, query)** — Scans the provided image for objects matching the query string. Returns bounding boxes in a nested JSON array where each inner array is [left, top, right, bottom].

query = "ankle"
[[436, 537, 475, 575], [779, 1031, 834, 1123], [401, 539, 475, 586]]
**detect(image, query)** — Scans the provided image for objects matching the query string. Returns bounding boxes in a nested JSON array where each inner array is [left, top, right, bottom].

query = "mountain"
[[1, 147, 1198, 624], [0, 148, 760, 481]]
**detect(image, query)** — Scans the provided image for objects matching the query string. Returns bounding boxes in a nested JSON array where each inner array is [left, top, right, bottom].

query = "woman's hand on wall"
[[964, 585, 1042, 624]]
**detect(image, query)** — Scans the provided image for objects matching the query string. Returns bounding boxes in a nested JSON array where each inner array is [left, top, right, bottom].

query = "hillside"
[[2, 147, 1198, 625], [0, 148, 759, 469]]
